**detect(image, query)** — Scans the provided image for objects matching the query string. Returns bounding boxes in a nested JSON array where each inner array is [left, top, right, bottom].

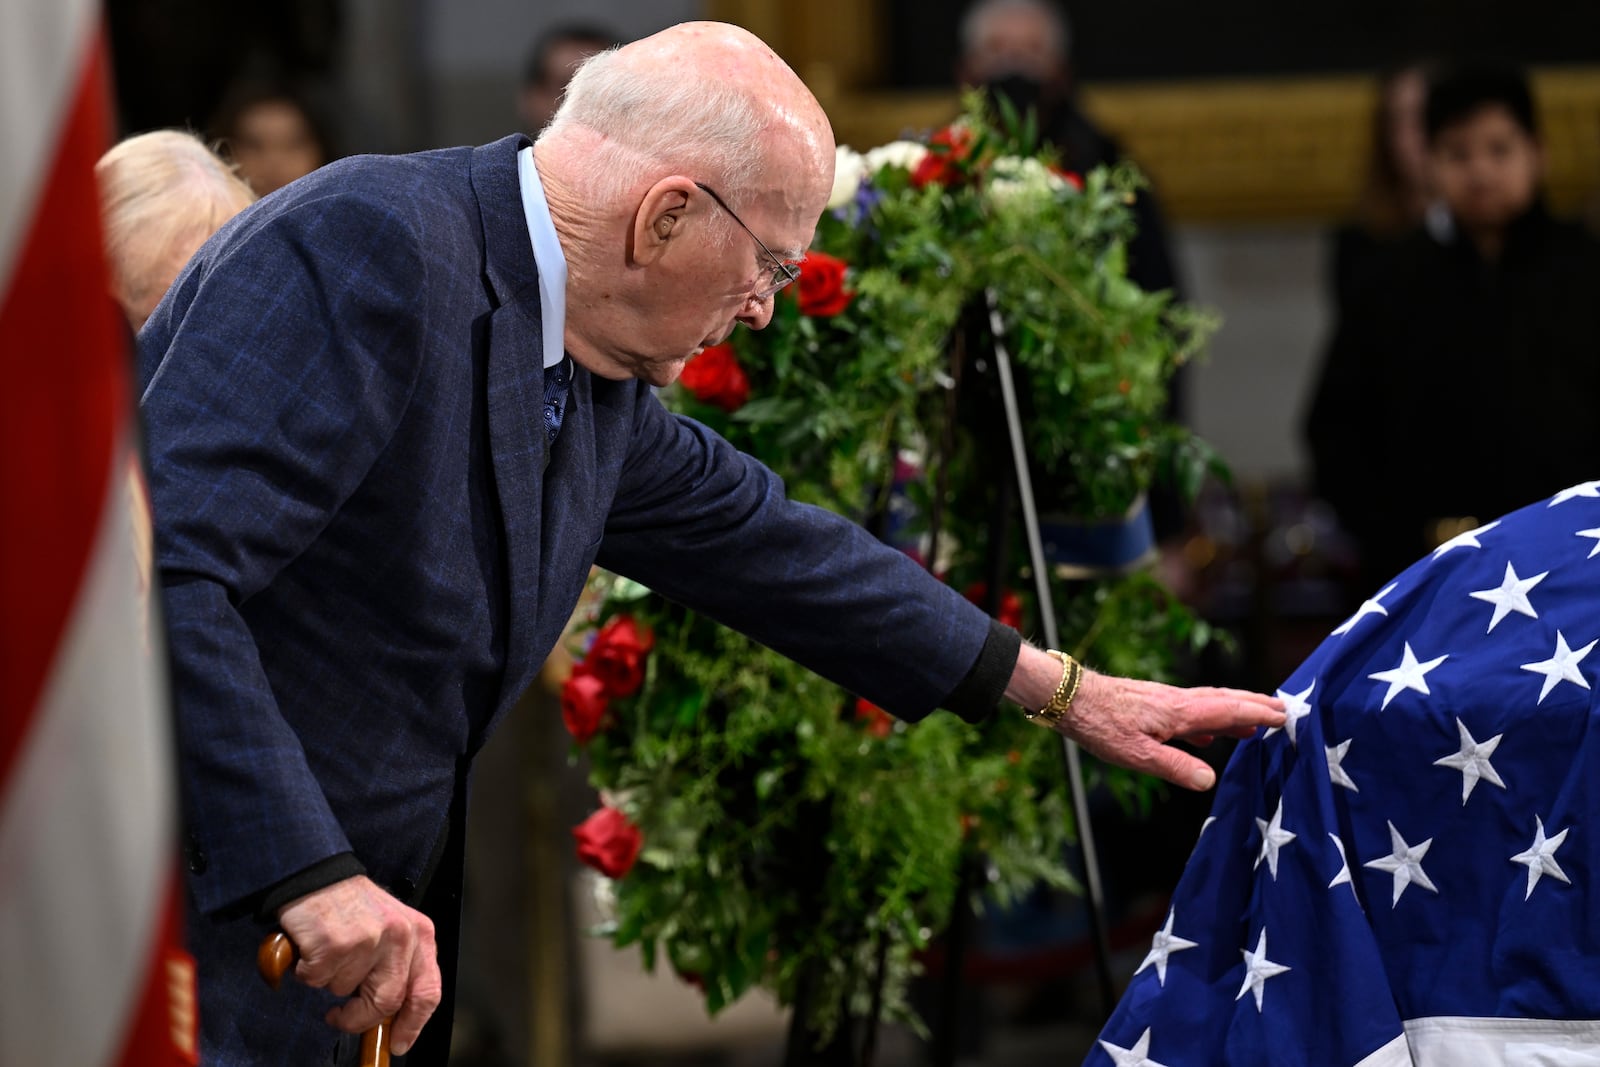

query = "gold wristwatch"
[[1023, 649, 1083, 729]]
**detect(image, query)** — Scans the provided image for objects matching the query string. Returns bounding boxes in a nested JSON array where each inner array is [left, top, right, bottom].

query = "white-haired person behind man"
[[96, 129, 255, 332], [136, 22, 1283, 1065]]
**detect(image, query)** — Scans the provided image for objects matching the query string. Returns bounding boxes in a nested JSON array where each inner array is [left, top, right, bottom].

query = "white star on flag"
[[1432, 520, 1500, 558], [1333, 583, 1397, 635], [1235, 929, 1291, 1012], [1135, 910, 1199, 987], [1548, 481, 1600, 507], [1098, 1028, 1171, 1067], [1266, 680, 1314, 745], [1328, 833, 1354, 891], [1432, 718, 1507, 804], [1510, 816, 1571, 900], [1364, 820, 1439, 906], [1368, 642, 1448, 709], [1326, 738, 1359, 792], [1468, 562, 1546, 632], [1091, 494, 1600, 1065], [1254, 798, 1297, 880], [1576, 527, 1600, 559], [1520, 631, 1596, 703]]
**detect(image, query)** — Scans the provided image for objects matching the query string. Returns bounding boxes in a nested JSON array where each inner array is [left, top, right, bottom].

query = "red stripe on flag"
[[108, 870, 199, 1067], [0, 36, 126, 777]]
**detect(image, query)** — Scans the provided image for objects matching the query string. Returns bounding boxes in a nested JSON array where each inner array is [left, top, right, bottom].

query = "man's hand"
[[1062, 671, 1284, 790], [1006, 646, 1284, 791], [277, 875, 442, 1056]]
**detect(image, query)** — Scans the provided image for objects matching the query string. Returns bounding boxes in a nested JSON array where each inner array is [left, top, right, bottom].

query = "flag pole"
[[984, 289, 1116, 1017]]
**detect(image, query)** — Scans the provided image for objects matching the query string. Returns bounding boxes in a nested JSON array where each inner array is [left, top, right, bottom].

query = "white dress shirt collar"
[[516, 145, 568, 370]]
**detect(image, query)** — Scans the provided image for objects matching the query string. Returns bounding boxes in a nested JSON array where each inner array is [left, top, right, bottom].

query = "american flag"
[[0, 2, 196, 1064], [1090, 485, 1600, 1066]]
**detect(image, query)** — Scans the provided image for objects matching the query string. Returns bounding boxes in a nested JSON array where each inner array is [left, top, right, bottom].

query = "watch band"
[[1024, 649, 1083, 729]]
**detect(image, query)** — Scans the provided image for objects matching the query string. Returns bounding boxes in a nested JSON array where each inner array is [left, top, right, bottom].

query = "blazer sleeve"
[[140, 192, 429, 915], [594, 390, 1015, 722]]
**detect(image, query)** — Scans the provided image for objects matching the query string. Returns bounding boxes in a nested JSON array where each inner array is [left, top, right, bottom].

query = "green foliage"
[[575, 101, 1222, 1042]]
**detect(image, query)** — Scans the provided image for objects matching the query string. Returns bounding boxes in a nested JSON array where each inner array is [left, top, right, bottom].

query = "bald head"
[[539, 21, 833, 218], [531, 23, 836, 392]]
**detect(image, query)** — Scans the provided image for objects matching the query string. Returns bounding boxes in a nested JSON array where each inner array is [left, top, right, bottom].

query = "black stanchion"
[[923, 299, 1117, 1067], [983, 291, 1116, 1018]]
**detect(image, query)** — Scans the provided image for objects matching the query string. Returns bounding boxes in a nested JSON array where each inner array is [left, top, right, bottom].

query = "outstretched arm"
[[1005, 644, 1284, 790]]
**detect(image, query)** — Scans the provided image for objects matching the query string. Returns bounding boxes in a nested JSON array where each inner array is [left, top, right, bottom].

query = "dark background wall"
[[890, 0, 1600, 87]]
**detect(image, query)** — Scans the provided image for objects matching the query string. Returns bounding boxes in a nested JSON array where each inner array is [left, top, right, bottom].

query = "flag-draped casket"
[[1092, 485, 1600, 1066]]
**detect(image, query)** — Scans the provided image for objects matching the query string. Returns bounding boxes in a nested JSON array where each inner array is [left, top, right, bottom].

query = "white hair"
[[537, 45, 769, 220], [959, 0, 1070, 63], [96, 129, 255, 312]]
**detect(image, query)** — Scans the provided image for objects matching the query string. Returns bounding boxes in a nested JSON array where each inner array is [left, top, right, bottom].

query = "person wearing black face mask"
[[959, 0, 1183, 301], [955, 0, 1190, 574], [938, 8, 1203, 1038]]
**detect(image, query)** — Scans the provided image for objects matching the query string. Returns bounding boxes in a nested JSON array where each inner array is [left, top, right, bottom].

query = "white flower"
[[828, 145, 867, 209], [863, 139, 929, 175], [589, 871, 618, 925], [986, 155, 1068, 206]]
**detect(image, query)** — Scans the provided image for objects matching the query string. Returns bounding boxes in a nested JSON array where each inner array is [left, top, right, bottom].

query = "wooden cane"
[[257, 931, 394, 1067]]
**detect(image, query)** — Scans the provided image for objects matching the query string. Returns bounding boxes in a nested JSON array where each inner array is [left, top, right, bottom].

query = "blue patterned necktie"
[[543, 356, 571, 445]]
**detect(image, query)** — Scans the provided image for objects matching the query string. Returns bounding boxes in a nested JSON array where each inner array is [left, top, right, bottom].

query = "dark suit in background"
[[139, 134, 1015, 1065], [1306, 201, 1600, 590]]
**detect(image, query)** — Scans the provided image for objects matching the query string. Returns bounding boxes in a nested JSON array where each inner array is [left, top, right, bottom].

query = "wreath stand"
[[781, 294, 1116, 1066]]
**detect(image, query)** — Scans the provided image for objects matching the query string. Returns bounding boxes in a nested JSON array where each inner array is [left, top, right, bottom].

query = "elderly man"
[[138, 22, 1281, 1065]]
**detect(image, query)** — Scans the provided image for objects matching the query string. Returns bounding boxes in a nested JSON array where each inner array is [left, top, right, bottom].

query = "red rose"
[[1049, 164, 1084, 191], [963, 582, 1024, 630], [679, 343, 750, 412], [795, 251, 853, 317], [561, 667, 609, 743], [588, 615, 656, 698], [910, 125, 974, 189], [573, 806, 643, 878], [854, 696, 894, 739]]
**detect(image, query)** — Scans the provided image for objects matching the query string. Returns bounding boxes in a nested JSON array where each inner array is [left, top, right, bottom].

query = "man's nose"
[[739, 294, 776, 330]]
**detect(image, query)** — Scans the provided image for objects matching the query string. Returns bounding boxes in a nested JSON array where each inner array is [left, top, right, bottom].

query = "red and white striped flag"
[[0, 3, 196, 1065]]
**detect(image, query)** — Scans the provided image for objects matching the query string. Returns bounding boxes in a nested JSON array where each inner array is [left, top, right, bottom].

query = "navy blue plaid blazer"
[[138, 135, 1012, 1065]]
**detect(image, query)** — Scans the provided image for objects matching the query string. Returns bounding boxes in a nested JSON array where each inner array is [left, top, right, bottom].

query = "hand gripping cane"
[[258, 931, 394, 1067]]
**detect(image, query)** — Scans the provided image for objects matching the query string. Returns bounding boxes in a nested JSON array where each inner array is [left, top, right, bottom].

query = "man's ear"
[[632, 177, 697, 266]]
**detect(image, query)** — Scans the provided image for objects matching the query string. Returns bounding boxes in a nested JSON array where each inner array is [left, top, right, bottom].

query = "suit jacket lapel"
[[470, 136, 550, 718]]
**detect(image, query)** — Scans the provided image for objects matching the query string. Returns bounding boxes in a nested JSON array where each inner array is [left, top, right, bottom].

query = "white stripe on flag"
[[0, 0, 95, 295], [1405, 1016, 1600, 1066], [1353, 1033, 1412, 1067], [0, 446, 175, 1067]]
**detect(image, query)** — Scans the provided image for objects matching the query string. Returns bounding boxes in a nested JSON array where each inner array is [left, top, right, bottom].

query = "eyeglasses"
[[694, 181, 801, 300]]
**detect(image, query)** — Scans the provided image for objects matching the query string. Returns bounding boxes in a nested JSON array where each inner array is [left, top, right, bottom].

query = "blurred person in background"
[[96, 128, 256, 609], [957, 0, 1183, 301], [1306, 61, 1600, 593], [96, 128, 256, 332], [956, 0, 1192, 556], [518, 21, 621, 134], [1331, 61, 1448, 311], [210, 79, 336, 196]]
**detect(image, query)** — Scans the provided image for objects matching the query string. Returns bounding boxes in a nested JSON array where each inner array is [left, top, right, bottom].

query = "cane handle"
[[256, 931, 394, 1067]]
